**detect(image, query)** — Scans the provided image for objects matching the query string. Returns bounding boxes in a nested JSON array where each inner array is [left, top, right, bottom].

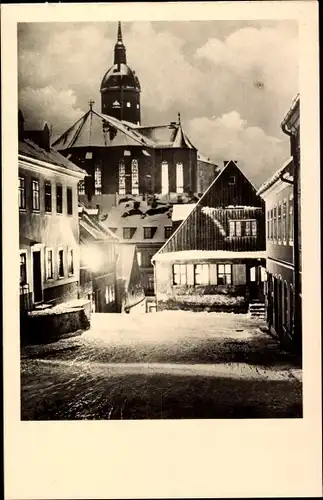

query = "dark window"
[[229, 176, 236, 185], [194, 264, 209, 285], [123, 227, 136, 240], [273, 207, 277, 240], [46, 250, 53, 279], [56, 185, 63, 214], [164, 226, 172, 239], [277, 204, 282, 241], [144, 227, 157, 239], [217, 264, 232, 285], [32, 179, 40, 211], [78, 180, 85, 196], [141, 251, 154, 268], [45, 182, 52, 212], [58, 249, 64, 277], [173, 264, 187, 285], [20, 253, 27, 284], [67, 187, 73, 215], [19, 177, 26, 209], [68, 249, 74, 275]]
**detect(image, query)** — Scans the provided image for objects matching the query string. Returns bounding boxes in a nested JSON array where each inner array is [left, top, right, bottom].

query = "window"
[[217, 264, 232, 285], [235, 221, 242, 237], [273, 207, 277, 241], [123, 227, 136, 240], [32, 179, 40, 211], [137, 104, 140, 109], [67, 187, 73, 215], [85, 152, 93, 160], [194, 264, 210, 285], [251, 220, 257, 236], [137, 251, 142, 267], [68, 249, 74, 275], [245, 220, 251, 236], [46, 249, 53, 279], [78, 180, 85, 196], [282, 200, 287, 242], [131, 159, 139, 195], [161, 161, 169, 194], [176, 162, 184, 193], [277, 203, 282, 242], [144, 227, 157, 239], [173, 264, 187, 285], [126, 102, 131, 108], [141, 251, 155, 268], [229, 176, 236, 185], [19, 177, 26, 209], [58, 249, 64, 277], [20, 253, 27, 285], [229, 220, 254, 237], [119, 160, 126, 195], [56, 185, 63, 213], [288, 195, 294, 244], [267, 211, 270, 239], [44, 182, 52, 212], [94, 166, 102, 195], [164, 226, 172, 239]]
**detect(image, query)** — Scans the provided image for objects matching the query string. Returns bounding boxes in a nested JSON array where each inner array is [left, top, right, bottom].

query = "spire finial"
[[178, 111, 181, 124], [89, 99, 95, 111], [117, 21, 123, 42]]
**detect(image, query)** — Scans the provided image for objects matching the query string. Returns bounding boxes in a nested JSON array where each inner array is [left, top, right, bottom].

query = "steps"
[[249, 300, 266, 319]]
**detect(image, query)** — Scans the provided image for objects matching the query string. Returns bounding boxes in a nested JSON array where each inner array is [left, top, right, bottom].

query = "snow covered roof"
[[153, 250, 266, 262], [257, 156, 293, 196], [172, 204, 196, 222]]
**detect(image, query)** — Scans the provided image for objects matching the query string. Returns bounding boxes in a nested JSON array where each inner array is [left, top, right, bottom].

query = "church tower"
[[100, 22, 141, 124]]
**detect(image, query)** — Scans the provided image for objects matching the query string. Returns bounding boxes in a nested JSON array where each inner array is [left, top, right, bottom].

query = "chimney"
[[18, 110, 24, 142]]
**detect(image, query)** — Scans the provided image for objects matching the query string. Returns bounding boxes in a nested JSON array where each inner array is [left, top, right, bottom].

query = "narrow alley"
[[21, 311, 302, 420]]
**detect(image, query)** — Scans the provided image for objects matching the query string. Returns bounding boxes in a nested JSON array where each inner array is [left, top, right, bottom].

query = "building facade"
[[258, 94, 301, 353], [19, 113, 87, 313], [153, 161, 266, 312]]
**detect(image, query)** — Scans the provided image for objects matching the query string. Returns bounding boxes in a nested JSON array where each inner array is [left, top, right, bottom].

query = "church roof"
[[52, 108, 196, 151]]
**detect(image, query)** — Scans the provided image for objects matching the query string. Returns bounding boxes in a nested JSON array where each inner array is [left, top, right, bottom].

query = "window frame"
[[56, 184, 63, 214], [67, 187, 73, 215], [131, 159, 139, 195], [194, 263, 210, 285], [44, 181, 52, 213], [45, 248, 54, 280], [288, 194, 294, 245], [32, 178, 40, 211], [57, 247, 65, 278], [19, 176, 26, 210], [20, 251, 27, 285], [123, 227, 134, 240], [217, 263, 232, 285], [161, 161, 169, 194], [94, 166, 102, 195], [282, 199, 287, 244], [173, 263, 187, 286], [164, 226, 172, 239], [176, 162, 184, 194], [118, 160, 126, 195], [273, 206, 277, 242], [143, 227, 156, 239], [68, 247, 74, 276], [277, 202, 282, 243]]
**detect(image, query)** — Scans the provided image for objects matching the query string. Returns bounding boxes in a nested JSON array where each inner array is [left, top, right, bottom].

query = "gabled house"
[[19, 111, 87, 313], [152, 161, 266, 313]]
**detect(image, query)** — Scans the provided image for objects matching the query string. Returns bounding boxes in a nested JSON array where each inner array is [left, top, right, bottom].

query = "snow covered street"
[[21, 311, 302, 420]]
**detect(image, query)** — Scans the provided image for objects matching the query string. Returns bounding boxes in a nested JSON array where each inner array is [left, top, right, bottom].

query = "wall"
[[101, 87, 141, 124], [154, 258, 263, 312], [19, 163, 81, 305], [197, 160, 218, 195]]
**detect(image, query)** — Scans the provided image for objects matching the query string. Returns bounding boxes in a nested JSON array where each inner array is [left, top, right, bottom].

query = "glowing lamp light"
[[82, 246, 104, 272]]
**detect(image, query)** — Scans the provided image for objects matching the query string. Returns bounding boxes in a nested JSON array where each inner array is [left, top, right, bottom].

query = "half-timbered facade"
[[153, 161, 266, 312]]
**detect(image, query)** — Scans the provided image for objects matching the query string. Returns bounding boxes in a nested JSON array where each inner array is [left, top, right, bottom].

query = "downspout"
[[281, 122, 301, 355]]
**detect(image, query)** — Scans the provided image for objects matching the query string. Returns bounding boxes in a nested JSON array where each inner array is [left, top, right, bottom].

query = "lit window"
[[119, 160, 126, 195], [173, 264, 187, 285], [78, 180, 85, 196], [67, 187, 73, 215], [20, 253, 27, 285], [131, 159, 139, 195], [236, 221, 241, 237], [85, 152, 93, 160], [126, 102, 131, 108], [58, 249, 64, 277], [176, 162, 184, 193], [251, 220, 257, 236], [137, 252, 142, 267], [164, 226, 172, 239], [217, 264, 232, 285], [32, 179, 40, 211], [19, 177, 26, 209], [289, 195, 294, 244], [245, 220, 251, 236], [161, 161, 169, 194], [194, 264, 209, 285], [56, 185, 63, 214], [229, 221, 235, 237], [46, 249, 53, 279], [94, 166, 102, 195], [68, 249, 74, 275], [45, 182, 52, 212], [136, 104, 140, 109]]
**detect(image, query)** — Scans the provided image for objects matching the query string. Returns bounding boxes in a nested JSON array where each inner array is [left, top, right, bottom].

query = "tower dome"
[[100, 22, 141, 124]]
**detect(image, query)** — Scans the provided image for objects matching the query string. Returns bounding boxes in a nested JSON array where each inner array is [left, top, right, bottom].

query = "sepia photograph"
[[2, 1, 321, 498], [17, 17, 303, 420]]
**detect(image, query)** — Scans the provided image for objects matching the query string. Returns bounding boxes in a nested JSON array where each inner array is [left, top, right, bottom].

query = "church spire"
[[114, 21, 126, 65]]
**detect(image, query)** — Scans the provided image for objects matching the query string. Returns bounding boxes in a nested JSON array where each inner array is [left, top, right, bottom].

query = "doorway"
[[32, 250, 42, 303], [249, 265, 266, 301]]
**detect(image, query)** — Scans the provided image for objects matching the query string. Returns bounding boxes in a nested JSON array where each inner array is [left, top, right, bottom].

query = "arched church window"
[[118, 160, 126, 195], [94, 167, 102, 195], [131, 159, 139, 195], [176, 162, 184, 194], [161, 161, 169, 194]]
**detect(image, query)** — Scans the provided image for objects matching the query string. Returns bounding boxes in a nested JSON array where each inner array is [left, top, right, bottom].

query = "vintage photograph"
[[18, 18, 302, 420]]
